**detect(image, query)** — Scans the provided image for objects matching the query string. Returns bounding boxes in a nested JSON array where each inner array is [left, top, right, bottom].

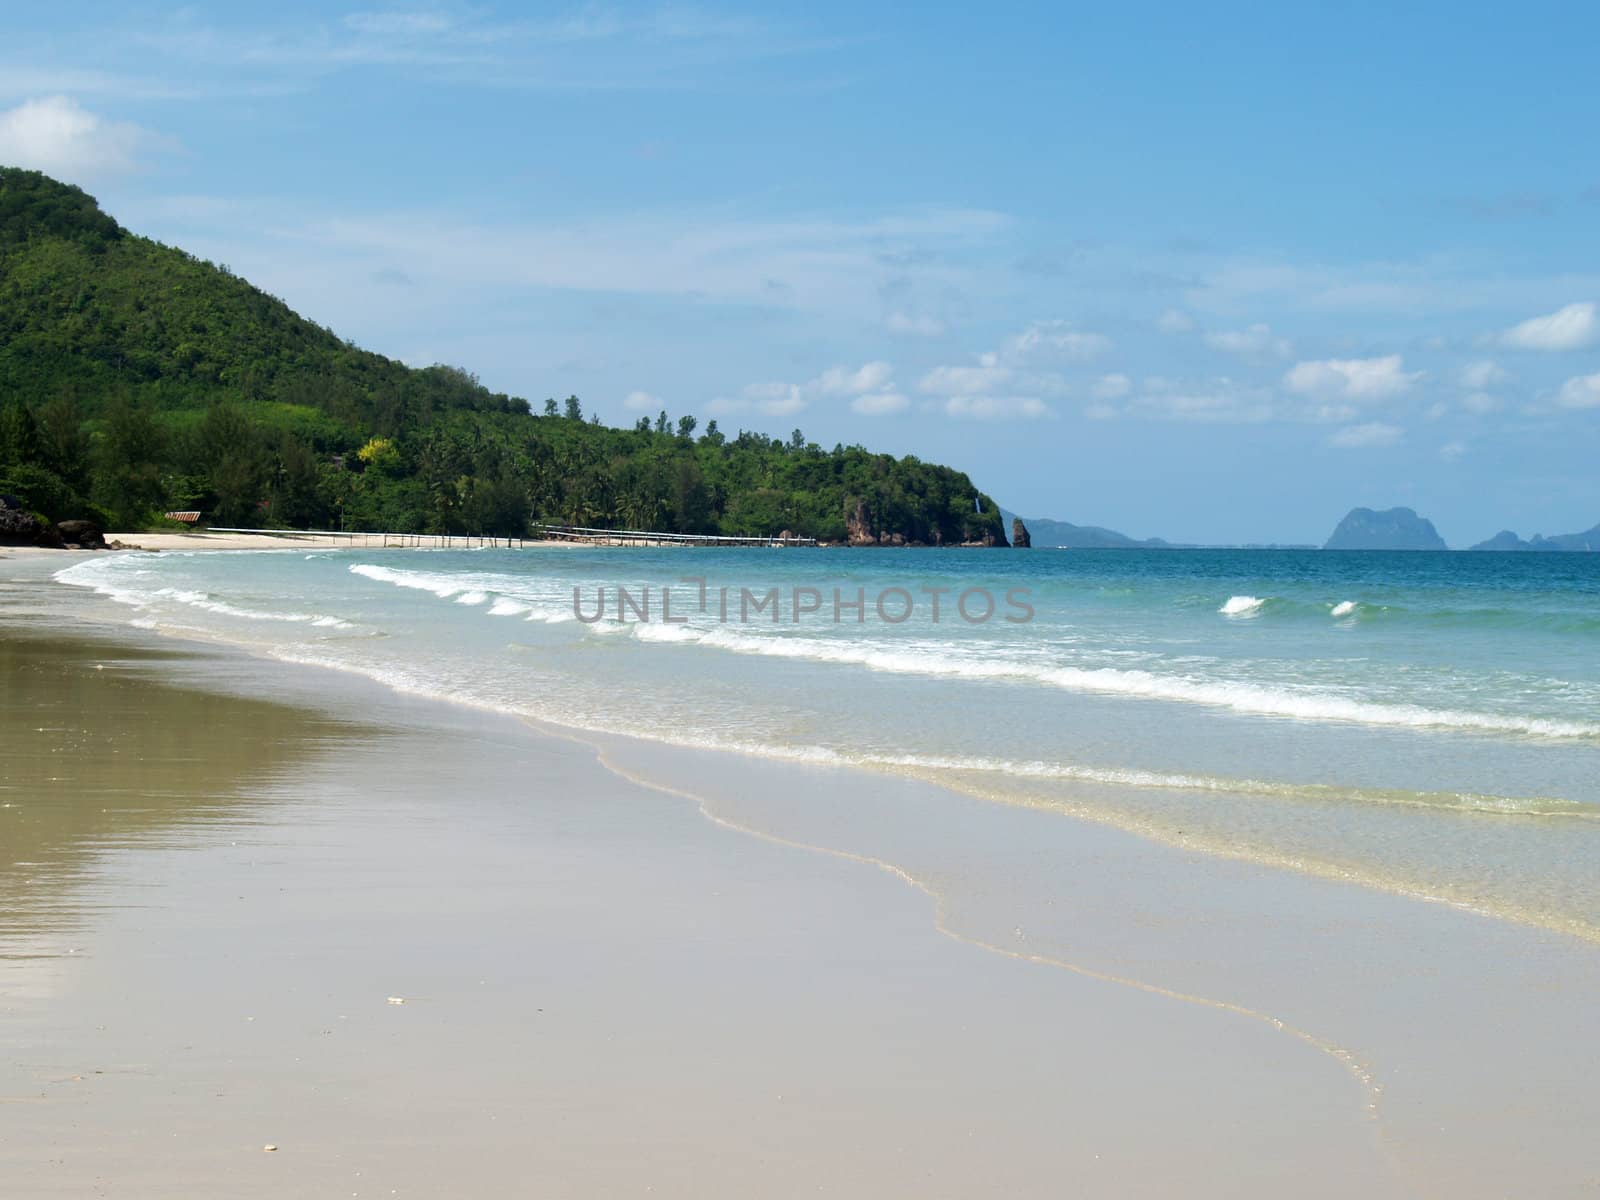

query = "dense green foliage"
[[0, 168, 1005, 543]]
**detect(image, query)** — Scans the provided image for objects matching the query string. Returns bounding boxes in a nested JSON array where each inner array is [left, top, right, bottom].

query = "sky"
[[2, 1, 1598, 545]]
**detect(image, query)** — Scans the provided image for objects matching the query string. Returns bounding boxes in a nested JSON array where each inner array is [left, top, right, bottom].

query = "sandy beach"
[[3, 556, 1599, 1197]]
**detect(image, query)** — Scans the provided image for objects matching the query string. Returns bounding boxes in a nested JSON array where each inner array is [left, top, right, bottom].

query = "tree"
[[655, 410, 669, 435], [701, 419, 723, 447], [543, 398, 559, 417], [92, 396, 166, 528], [789, 428, 806, 451], [563, 395, 583, 421], [676, 415, 697, 439]]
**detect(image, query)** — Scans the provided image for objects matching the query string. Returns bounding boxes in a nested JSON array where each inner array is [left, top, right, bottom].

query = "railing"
[[532, 524, 817, 547], [202, 528, 530, 548], [198, 526, 818, 548]]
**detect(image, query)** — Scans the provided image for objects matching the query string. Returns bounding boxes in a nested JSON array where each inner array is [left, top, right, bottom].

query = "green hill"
[[0, 167, 1006, 544]]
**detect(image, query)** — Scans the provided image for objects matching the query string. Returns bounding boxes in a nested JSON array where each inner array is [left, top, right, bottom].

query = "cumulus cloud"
[[1328, 422, 1404, 449], [713, 361, 906, 418], [942, 396, 1050, 420], [0, 95, 170, 179], [1461, 392, 1501, 413], [1156, 308, 1196, 334], [851, 392, 910, 415], [1283, 354, 1420, 399], [817, 361, 892, 396], [919, 362, 1015, 396], [1557, 372, 1600, 409], [1439, 440, 1467, 460], [1458, 359, 1510, 390], [1204, 323, 1293, 359], [623, 389, 660, 412], [1501, 301, 1599, 351], [885, 311, 947, 337]]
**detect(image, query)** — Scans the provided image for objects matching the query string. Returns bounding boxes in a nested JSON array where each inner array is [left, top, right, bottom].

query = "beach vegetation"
[[0, 168, 1005, 543]]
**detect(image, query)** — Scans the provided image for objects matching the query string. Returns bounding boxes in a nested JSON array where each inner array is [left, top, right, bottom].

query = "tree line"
[[0, 167, 1004, 544]]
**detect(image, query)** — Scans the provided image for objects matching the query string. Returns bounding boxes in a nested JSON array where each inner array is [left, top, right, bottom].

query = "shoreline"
[[5, 565, 1600, 1194], [0, 612, 1401, 1197]]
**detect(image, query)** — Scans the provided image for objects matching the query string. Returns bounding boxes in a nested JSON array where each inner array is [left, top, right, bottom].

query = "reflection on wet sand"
[[0, 633, 360, 964]]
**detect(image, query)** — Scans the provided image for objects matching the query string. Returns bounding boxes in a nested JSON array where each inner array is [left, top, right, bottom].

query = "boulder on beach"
[[57, 520, 107, 549]]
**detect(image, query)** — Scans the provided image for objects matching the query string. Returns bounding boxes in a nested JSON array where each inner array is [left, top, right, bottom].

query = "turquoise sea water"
[[57, 547, 1600, 939]]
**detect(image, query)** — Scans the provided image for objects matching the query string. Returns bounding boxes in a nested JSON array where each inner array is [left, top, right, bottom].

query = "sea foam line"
[[610, 622, 1600, 741]]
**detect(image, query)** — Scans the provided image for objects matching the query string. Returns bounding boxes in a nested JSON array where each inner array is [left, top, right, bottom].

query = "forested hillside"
[[0, 168, 1006, 544]]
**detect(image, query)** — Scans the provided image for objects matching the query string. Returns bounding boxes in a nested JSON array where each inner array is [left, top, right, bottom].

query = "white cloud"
[[0, 95, 169, 179], [1156, 308, 1196, 334], [942, 396, 1051, 420], [818, 361, 892, 396], [1328, 422, 1404, 449], [1091, 373, 1131, 399], [1439, 440, 1467, 461], [885, 311, 947, 337], [1005, 319, 1111, 362], [918, 363, 1014, 395], [851, 392, 910, 416], [1204, 323, 1292, 359], [1557, 372, 1600, 409], [1461, 392, 1501, 413], [1283, 354, 1420, 399], [623, 389, 660, 412], [1458, 359, 1510, 390], [707, 382, 804, 417], [716, 361, 904, 418], [1501, 302, 1599, 351]]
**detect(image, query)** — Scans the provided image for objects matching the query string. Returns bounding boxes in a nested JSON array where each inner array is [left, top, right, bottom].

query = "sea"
[[56, 545, 1600, 943]]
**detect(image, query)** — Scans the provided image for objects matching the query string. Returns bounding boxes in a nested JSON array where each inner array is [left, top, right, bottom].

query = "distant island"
[[1323, 507, 1448, 551], [0, 167, 1007, 547], [1468, 525, 1600, 552], [999, 509, 1180, 549]]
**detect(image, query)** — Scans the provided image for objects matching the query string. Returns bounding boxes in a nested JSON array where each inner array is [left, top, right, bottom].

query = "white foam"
[[1220, 595, 1266, 617], [488, 597, 531, 616], [594, 623, 1600, 740], [1331, 600, 1358, 618], [54, 557, 353, 629]]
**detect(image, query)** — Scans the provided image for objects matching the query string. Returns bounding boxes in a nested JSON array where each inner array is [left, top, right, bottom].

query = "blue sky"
[[2, 2, 1598, 544]]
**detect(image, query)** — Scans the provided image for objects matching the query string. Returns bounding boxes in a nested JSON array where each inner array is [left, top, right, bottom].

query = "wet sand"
[[0, 601, 1402, 1198], [3, 563, 1598, 1196]]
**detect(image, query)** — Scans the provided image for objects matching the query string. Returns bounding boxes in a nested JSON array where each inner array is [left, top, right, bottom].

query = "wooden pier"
[[201, 526, 817, 549], [532, 524, 817, 548]]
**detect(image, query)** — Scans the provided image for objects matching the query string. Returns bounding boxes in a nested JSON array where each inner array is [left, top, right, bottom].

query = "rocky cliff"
[[1323, 507, 1447, 551]]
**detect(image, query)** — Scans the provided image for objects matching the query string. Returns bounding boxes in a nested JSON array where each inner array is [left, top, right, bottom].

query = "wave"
[[78, 557, 1600, 741], [600, 622, 1600, 739], [253, 643, 1597, 823], [1331, 600, 1357, 618], [1220, 595, 1267, 617], [55, 559, 354, 629]]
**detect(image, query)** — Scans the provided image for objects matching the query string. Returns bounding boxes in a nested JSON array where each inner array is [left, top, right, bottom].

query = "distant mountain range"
[[1468, 525, 1600, 552], [1323, 507, 1599, 551], [1007, 503, 1599, 551], [1000, 509, 1180, 549]]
